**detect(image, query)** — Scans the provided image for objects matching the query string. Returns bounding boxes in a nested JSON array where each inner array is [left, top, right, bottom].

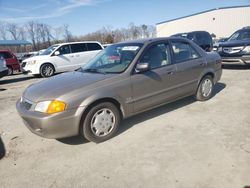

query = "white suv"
[[22, 41, 103, 77], [0, 58, 8, 79]]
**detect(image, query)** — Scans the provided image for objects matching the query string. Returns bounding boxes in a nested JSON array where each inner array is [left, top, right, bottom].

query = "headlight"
[[243, 46, 250, 53], [35, 100, 66, 114], [28, 60, 36, 65]]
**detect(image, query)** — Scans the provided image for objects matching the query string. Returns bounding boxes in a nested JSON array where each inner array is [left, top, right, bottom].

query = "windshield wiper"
[[82, 68, 106, 74]]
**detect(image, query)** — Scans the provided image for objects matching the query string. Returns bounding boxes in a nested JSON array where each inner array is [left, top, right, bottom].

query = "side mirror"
[[54, 51, 60, 56], [135, 63, 150, 73]]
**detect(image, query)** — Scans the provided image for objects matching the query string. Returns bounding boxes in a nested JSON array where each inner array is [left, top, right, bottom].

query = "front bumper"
[[220, 55, 250, 65], [0, 69, 8, 78], [16, 99, 86, 139]]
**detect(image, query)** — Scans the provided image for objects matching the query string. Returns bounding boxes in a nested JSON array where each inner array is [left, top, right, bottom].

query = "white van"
[[22, 41, 103, 77]]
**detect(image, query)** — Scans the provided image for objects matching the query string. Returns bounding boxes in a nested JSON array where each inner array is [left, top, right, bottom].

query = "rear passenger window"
[[87, 43, 102, 51], [71, 43, 87, 53], [0, 52, 13, 59], [171, 42, 200, 63], [58, 45, 71, 55]]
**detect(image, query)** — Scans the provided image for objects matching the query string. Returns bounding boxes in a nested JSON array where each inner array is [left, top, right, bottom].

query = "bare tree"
[[0, 22, 7, 40], [63, 24, 73, 42], [7, 23, 20, 40], [26, 21, 37, 50], [18, 26, 27, 40]]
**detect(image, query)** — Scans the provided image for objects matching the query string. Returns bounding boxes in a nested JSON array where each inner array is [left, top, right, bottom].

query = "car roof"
[[55, 41, 101, 46], [117, 37, 190, 45], [0, 50, 11, 52]]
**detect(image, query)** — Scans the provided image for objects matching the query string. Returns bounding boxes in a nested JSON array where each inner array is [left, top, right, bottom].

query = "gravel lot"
[[0, 67, 250, 188]]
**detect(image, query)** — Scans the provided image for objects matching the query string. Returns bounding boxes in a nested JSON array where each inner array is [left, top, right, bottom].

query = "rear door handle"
[[166, 69, 175, 75]]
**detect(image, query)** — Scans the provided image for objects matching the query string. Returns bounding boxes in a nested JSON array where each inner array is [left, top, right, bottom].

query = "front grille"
[[21, 62, 26, 67], [223, 47, 244, 54], [21, 99, 33, 110]]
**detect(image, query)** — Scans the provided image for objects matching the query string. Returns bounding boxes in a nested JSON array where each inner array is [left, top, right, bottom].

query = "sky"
[[0, 0, 249, 36]]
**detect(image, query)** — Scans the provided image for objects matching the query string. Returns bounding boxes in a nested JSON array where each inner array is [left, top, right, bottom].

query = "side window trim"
[[136, 40, 173, 71]]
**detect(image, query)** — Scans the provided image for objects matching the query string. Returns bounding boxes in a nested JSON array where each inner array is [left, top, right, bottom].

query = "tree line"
[[0, 21, 156, 53]]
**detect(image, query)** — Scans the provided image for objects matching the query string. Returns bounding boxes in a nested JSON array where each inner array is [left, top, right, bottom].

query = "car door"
[[70, 43, 88, 69], [170, 39, 205, 96], [131, 41, 180, 113], [50, 44, 73, 72]]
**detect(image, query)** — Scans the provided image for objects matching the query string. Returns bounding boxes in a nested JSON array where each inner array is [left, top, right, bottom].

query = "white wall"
[[156, 7, 250, 39]]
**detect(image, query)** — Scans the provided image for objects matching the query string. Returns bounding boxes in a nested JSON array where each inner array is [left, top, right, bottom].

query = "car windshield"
[[41, 45, 59, 55], [80, 43, 142, 74], [228, 30, 250, 41]]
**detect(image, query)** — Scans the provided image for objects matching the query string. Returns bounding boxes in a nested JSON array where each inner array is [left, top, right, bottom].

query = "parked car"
[[0, 50, 20, 75], [171, 31, 213, 52], [21, 41, 104, 77], [0, 58, 8, 79], [216, 27, 250, 65], [16, 37, 222, 143]]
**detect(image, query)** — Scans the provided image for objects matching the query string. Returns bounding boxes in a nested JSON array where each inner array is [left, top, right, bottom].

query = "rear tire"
[[40, 63, 55, 78], [82, 102, 121, 143], [196, 75, 214, 101], [7, 66, 13, 75]]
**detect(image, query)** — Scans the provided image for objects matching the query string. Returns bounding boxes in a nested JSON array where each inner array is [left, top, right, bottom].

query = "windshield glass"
[[41, 45, 59, 55], [81, 43, 142, 74], [228, 30, 250, 41]]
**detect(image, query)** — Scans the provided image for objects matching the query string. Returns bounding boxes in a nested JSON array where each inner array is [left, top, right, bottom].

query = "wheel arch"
[[198, 70, 215, 86], [39, 62, 56, 74], [78, 97, 124, 134]]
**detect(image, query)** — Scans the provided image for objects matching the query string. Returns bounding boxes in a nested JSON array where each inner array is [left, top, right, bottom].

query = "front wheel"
[[82, 102, 121, 143], [195, 75, 214, 101], [40, 64, 55, 77]]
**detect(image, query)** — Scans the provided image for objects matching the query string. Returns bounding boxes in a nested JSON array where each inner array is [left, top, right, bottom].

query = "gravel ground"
[[0, 67, 250, 188]]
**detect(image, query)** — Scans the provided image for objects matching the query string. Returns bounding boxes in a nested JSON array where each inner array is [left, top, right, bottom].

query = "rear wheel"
[[196, 75, 214, 101], [7, 66, 13, 75], [40, 64, 55, 78], [82, 102, 121, 143]]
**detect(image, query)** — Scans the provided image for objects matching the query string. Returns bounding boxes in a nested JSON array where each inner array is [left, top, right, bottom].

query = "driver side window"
[[139, 43, 171, 69], [58, 45, 71, 55]]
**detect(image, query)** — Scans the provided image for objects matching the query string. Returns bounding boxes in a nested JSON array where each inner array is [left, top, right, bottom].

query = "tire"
[[196, 75, 214, 101], [82, 102, 121, 143], [40, 63, 55, 78], [7, 66, 13, 75]]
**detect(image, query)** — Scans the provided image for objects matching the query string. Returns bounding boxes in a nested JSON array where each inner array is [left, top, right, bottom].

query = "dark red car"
[[0, 50, 20, 75]]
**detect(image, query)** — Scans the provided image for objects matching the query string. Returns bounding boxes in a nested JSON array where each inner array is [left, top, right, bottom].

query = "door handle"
[[166, 69, 174, 75], [199, 61, 205, 66]]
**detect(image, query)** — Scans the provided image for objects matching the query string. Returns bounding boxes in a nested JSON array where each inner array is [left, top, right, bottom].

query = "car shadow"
[[0, 75, 35, 85], [57, 82, 226, 145], [57, 135, 89, 145], [212, 82, 226, 97], [0, 137, 5, 159], [222, 64, 250, 70]]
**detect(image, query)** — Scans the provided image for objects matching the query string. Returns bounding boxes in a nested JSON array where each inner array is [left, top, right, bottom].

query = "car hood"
[[23, 55, 50, 62], [219, 39, 250, 47], [23, 71, 115, 102]]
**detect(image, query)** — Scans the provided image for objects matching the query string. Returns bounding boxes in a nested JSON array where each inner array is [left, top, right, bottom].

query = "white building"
[[156, 5, 250, 39]]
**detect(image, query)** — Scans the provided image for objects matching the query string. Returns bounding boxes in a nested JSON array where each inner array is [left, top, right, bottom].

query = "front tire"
[[82, 102, 121, 143], [196, 75, 214, 101], [40, 63, 55, 78]]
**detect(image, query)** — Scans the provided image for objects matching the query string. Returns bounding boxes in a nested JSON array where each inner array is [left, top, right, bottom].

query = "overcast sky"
[[0, 0, 249, 35]]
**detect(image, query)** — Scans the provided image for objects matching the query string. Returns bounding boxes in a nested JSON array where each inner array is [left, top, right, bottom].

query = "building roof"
[[156, 5, 250, 25], [0, 40, 31, 46]]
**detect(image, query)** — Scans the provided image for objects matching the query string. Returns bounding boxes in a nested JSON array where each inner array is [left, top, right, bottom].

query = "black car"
[[217, 27, 250, 65], [171, 31, 213, 52]]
